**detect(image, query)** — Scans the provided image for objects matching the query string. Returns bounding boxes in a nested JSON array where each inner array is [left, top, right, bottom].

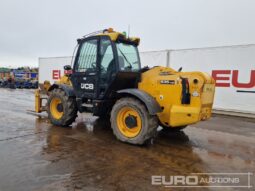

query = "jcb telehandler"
[[35, 28, 215, 145]]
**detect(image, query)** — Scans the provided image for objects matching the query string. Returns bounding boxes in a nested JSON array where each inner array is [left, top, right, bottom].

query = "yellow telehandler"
[[35, 28, 215, 144]]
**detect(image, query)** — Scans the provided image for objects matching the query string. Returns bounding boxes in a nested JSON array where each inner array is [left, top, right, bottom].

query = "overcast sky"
[[0, 0, 255, 67]]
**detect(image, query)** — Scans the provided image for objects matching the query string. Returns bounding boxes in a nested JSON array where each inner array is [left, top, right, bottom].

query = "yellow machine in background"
[[35, 28, 215, 145]]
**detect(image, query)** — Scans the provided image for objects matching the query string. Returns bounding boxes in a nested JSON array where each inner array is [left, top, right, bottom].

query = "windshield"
[[116, 43, 140, 71]]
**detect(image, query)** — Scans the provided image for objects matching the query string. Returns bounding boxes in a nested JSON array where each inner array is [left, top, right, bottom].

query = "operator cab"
[[69, 29, 141, 100]]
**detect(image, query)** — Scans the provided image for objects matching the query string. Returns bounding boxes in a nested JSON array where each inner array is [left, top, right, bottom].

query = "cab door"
[[98, 36, 117, 98], [71, 37, 99, 99]]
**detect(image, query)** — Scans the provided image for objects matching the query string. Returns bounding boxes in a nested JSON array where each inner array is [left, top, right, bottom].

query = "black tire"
[[110, 97, 158, 145], [97, 113, 111, 126], [97, 112, 110, 120], [47, 88, 78, 127]]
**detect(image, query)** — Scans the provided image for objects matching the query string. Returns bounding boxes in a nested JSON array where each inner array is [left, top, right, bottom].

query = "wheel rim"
[[50, 97, 63, 120], [117, 107, 142, 138]]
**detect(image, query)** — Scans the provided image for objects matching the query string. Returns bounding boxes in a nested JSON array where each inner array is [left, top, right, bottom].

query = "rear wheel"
[[47, 88, 78, 127], [110, 97, 158, 145]]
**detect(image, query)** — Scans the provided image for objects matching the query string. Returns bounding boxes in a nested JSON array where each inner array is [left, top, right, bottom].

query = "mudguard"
[[48, 84, 75, 97], [117, 89, 162, 115]]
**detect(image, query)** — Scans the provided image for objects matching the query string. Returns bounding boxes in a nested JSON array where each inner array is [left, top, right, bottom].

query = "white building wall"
[[38, 44, 255, 114], [169, 45, 255, 114]]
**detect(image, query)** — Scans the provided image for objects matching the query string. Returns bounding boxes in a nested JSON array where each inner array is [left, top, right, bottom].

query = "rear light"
[[185, 79, 189, 93], [193, 78, 199, 84]]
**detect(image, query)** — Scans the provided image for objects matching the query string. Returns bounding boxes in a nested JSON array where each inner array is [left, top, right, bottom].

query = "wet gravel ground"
[[0, 89, 254, 191]]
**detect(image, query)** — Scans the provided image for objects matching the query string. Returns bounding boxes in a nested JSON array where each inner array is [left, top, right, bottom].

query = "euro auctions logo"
[[212, 70, 255, 93], [151, 173, 253, 188], [152, 175, 199, 186]]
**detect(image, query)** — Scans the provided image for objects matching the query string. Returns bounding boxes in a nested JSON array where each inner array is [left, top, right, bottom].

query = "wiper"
[[117, 48, 132, 69]]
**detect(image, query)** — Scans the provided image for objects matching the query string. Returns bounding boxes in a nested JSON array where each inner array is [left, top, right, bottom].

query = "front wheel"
[[47, 88, 78, 127], [110, 97, 158, 145]]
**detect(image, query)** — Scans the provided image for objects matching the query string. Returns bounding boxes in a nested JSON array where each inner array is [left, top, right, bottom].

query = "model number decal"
[[81, 83, 94, 90], [160, 80, 175, 85]]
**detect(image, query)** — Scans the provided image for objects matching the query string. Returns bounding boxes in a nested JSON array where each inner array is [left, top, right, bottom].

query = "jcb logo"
[[81, 83, 94, 90]]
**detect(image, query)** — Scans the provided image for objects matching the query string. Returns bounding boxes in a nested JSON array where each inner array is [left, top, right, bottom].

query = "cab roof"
[[79, 28, 140, 46]]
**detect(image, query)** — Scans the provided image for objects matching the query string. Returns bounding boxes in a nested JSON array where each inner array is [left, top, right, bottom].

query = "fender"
[[117, 89, 162, 115], [48, 84, 75, 97]]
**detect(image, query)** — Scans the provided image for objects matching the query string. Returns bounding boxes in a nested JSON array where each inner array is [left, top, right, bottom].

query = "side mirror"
[[77, 38, 82, 44], [64, 65, 72, 70], [178, 67, 182, 72]]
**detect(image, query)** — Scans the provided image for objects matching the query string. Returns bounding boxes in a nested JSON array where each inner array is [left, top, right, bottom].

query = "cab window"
[[116, 43, 140, 71], [99, 38, 115, 96], [100, 39, 114, 74], [76, 39, 98, 72]]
